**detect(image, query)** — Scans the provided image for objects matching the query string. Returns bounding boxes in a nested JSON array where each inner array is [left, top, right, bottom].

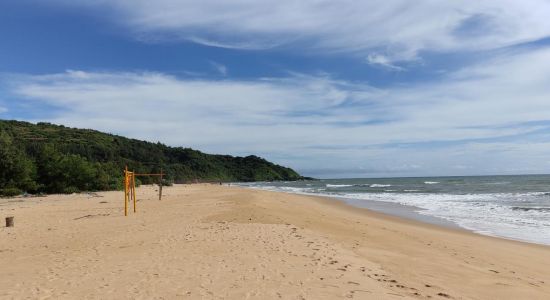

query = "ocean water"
[[237, 175, 550, 245]]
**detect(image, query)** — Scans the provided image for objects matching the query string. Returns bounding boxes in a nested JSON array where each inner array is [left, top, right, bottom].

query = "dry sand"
[[1, 184, 549, 299]]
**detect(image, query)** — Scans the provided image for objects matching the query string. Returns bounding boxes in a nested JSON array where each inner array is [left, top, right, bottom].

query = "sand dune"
[[1, 184, 549, 299]]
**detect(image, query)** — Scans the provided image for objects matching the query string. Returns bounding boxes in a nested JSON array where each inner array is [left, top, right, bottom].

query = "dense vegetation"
[[0, 120, 304, 196]]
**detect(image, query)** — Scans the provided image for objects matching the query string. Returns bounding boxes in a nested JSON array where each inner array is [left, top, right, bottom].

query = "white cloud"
[[50, 0, 550, 64], [366, 53, 405, 71], [209, 61, 228, 76], [6, 46, 550, 177], [0, 106, 7, 114]]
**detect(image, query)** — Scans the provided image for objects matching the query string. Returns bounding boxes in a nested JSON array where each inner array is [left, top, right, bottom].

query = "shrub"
[[1, 187, 22, 197], [62, 186, 80, 194], [161, 179, 173, 186]]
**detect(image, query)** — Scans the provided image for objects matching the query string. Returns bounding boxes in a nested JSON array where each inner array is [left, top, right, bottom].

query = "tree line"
[[0, 120, 305, 196]]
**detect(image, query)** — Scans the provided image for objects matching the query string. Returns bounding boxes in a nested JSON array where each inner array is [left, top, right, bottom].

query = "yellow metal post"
[[129, 173, 132, 212], [132, 172, 137, 213], [124, 166, 128, 216]]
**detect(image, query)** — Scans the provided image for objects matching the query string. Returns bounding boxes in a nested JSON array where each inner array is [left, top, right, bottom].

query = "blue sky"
[[2, 1, 550, 178]]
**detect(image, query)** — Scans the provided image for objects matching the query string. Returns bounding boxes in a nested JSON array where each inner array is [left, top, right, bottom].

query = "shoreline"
[[239, 185, 550, 249], [340, 196, 461, 228], [1, 184, 549, 299], [241, 186, 462, 228], [239, 184, 550, 247]]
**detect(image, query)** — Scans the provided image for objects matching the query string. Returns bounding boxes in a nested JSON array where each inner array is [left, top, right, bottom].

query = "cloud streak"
[[366, 53, 405, 71], [48, 0, 550, 65]]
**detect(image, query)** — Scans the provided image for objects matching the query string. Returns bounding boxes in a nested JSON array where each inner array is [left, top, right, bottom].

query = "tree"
[[0, 131, 37, 195]]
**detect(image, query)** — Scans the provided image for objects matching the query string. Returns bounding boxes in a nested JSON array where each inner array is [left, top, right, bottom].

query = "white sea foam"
[[279, 186, 315, 193], [340, 192, 550, 245], [424, 181, 439, 185], [326, 184, 353, 188], [370, 184, 391, 188]]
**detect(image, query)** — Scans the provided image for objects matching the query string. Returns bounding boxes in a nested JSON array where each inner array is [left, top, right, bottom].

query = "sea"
[[237, 175, 550, 246]]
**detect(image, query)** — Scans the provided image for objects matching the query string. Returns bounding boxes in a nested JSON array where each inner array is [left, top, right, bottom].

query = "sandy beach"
[[1, 184, 549, 299]]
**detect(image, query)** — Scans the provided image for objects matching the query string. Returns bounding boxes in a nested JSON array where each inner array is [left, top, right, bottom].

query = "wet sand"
[[1, 184, 549, 299]]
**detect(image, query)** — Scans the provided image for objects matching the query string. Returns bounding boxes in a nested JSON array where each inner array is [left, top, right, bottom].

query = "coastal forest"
[[0, 120, 304, 196]]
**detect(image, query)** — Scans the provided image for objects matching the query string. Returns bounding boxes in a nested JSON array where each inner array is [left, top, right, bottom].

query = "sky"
[[1, 1, 550, 178]]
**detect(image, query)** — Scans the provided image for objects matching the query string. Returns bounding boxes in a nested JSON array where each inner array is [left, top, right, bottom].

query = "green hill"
[[0, 120, 305, 196]]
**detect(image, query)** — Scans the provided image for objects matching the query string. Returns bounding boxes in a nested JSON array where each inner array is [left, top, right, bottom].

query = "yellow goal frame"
[[123, 166, 164, 216]]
